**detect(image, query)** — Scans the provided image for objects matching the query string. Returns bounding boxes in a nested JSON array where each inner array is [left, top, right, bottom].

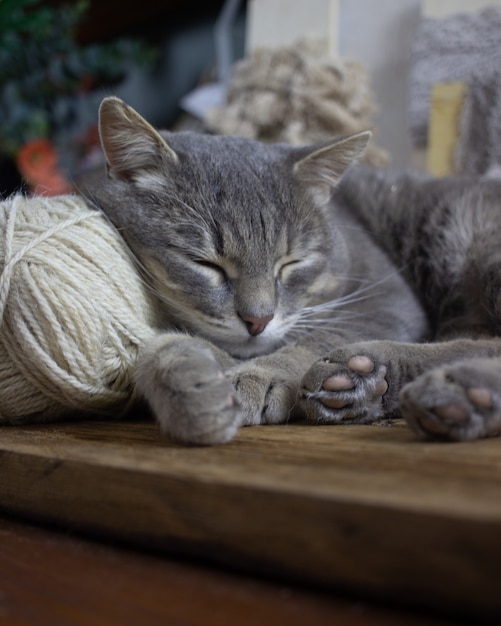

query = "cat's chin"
[[213, 336, 282, 359]]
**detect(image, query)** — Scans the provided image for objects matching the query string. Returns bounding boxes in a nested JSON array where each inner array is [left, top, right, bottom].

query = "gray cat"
[[85, 96, 501, 445]]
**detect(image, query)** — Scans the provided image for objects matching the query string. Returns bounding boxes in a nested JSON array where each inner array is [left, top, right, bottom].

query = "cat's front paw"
[[228, 361, 300, 426], [300, 343, 392, 424], [401, 358, 501, 441], [136, 335, 242, 445]]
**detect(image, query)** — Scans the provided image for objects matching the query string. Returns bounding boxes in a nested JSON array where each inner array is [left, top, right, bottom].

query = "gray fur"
[[304, 166, 501, 440], [84, 97, 501, 445]]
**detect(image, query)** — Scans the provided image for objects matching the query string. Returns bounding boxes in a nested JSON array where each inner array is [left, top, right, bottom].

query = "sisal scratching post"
[[0, 194, 157, 424]]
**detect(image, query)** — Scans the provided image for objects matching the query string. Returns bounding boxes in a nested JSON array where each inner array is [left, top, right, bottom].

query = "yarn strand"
[[0, 194, 157, 423], [0, 198, 18, 323], [0, 196, 97, 324]]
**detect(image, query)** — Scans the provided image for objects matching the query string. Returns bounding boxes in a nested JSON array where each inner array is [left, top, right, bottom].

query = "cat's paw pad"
[[401, 362, 501, 441], [300, 347, 389, 424]]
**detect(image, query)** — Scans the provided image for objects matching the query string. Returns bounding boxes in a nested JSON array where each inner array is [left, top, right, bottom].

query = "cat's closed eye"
[[193, 259, 229, 285], [276, 254, 327, 288], [277, 259, 302, 282]]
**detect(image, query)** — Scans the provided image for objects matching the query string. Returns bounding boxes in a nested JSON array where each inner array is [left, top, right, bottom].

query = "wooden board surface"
[[0, 416, 500, 620]]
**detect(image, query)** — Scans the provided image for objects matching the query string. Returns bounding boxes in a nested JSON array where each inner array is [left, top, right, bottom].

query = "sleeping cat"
[[85, 96, 501, 445]]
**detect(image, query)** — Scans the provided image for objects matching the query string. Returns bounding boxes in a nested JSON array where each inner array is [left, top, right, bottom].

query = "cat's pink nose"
[[239, 313, 274, 336]]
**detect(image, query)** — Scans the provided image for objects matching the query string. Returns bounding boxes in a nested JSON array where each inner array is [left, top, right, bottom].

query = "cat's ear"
[[98, 96, 178, 181], [293, 131, 371, 203]]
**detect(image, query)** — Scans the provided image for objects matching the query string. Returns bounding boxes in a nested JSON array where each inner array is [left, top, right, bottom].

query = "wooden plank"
[[0, 515, 458, 626], [0, 417, 500, 619]]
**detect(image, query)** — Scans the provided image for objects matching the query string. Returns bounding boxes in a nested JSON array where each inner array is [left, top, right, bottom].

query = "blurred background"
[[2, 0, 501, 196]]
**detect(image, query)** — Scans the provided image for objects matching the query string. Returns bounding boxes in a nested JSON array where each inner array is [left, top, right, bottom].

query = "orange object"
[[16, 139, 72, 196]]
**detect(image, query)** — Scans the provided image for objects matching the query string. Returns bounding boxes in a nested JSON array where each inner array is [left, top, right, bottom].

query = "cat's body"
[[316, 167, 501, 440], [85, 97, 501, 444]]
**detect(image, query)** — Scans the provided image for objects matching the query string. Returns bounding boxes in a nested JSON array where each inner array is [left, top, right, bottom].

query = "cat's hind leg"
[[135, 333, 242, 445], [401, 356, 501, 441], [299, 338, 501, 429], [404, 217, 501, 440]]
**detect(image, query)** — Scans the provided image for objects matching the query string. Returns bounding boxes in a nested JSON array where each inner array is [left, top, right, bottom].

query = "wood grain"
[[0, 416, 500, 620]]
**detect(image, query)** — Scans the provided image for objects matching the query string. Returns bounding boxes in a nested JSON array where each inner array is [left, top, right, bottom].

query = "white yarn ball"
[[0, 194, 157, 423]]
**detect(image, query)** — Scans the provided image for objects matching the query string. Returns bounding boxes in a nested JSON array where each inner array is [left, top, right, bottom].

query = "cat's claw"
[[300, 345, 390, 424], [401, 360, 501, 441]]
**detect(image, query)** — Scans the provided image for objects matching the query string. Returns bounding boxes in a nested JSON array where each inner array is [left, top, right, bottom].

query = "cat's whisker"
[[295, 309, 367, 322], [298, 307, 369, 320], [300, 293, 381, 316], [297, 315, 370, 330], [290, 323, 368, 338], [299, 270, 405, 319], [294, 305, 384, 335], [285, 327, 342, 342]]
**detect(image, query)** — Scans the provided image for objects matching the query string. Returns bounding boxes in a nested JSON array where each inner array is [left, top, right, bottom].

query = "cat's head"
[[93, 97, 369, 358]]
